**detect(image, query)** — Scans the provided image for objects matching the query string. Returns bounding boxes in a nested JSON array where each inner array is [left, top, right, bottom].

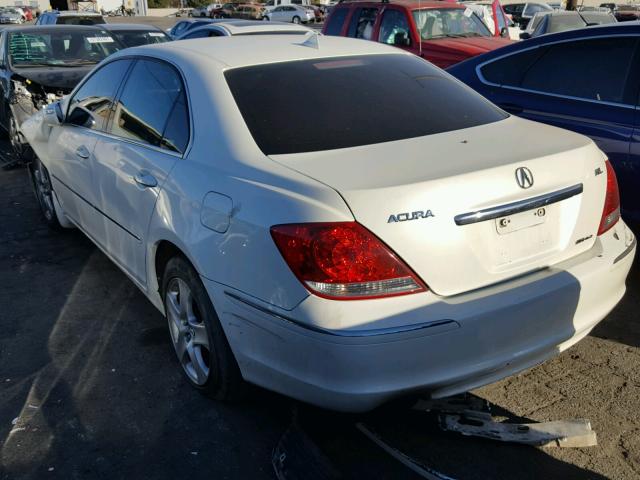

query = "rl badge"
[[388, 210, 435, 223]]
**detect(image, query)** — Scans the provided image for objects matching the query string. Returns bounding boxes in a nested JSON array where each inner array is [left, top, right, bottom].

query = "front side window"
[[225, 54, 506, 155], [347, 7, 378, 39], [172, 21, 188, 35], [8, 30, 120, 68], [325, 7, 348, 35], [110, 59, 189, 153], [481, 37, 637, 104], [67, 59, 132, 131], [378, 9, 411, 45], [413, 8, 491, 40]]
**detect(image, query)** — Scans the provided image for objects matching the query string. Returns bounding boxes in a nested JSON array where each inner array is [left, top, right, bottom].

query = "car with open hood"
[[0, 25, 122, 158], [22, 34, 635, 411], [322, 0, 512, 68]]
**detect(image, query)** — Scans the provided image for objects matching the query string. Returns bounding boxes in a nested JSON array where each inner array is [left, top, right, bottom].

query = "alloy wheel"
[[165, 278, 211, 386], [34, 162, 55, 222]]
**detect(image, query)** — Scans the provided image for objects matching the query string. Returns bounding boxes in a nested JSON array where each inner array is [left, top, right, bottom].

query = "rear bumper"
[[204, 222, 635, 412]]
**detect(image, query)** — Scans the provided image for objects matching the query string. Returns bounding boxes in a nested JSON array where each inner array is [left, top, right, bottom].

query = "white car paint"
[[265, 5, 315, 23], [177, 20, 313, 39], [23, 35, 635, 411]]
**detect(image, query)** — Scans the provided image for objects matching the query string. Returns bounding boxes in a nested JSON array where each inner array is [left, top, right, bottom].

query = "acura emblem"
[[515, 167, 534, 189]]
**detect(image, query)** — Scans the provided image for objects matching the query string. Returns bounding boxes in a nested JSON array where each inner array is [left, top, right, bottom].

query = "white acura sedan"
[[23, 34, 635, 411]]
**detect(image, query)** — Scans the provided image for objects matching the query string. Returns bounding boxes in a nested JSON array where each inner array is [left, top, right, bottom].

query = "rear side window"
[[347, 8, 378, 39], [225, 54, 506, 155], [482, 37, 638, 104], [325, 7, 348, 35], [110, 59, 190, 153], [56, 15, 106, 25]]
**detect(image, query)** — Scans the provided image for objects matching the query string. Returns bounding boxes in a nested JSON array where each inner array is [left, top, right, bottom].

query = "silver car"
[[265, 5, 314, 24], [0, 8, 23, 24]]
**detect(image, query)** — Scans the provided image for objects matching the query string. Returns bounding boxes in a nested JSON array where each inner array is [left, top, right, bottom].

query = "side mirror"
[[500, 26, 509, 37], [393, 31, 410, 47], [44, 101, 63, 127], [519, 32, 531, 40], [66, 106, 95, 129]]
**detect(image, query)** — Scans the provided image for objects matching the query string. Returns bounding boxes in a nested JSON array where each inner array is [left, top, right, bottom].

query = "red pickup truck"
[[322, 0, 512, 68]]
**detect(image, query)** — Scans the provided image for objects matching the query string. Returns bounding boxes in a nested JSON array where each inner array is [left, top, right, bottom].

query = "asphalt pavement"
[[0, 16, 639, 479]]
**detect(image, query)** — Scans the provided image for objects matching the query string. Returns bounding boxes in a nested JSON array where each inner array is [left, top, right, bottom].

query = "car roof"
[[449, 21, 640, 70], [197, 20, 313, 34], [114, 34, 405, 69], [334, 0, 464, 9], [100, 23, 164, 31]]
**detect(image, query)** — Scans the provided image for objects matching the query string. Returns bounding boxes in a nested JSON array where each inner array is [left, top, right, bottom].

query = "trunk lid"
[[270, 116, 607, 296]]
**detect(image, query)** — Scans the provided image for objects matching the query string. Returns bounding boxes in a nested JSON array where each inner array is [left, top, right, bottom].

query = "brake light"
[[270, 222, 427, 300], [597, 161, 621, 236]]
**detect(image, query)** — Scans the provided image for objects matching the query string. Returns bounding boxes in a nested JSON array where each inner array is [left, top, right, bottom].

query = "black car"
[[99, 23, 171, 47], [0, 25, 122, 158]]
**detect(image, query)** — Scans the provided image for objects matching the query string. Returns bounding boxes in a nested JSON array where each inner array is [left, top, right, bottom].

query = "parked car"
[[99, 23, 171, 47], [265, 5, 314, 23], [209, 2, 238, 18], [600, 2, 616, 12], [520, 10, 616, 38], [20, 6, 34, 21], [463, 0, 512, 37], [614, 4, 640, 21], [233, 4, 267, 20], [168, 18, 216, 38], [191, 3, 222, 17], [503, 2, 553, 28], [35, 11, 106, 25], [0, 7, 23, 24], [0, 25, 121, 158], [23, 35, 635, 411], [448, 23, 640, 225], [322, 0, 512, 68], [177, 19, 312, 39]]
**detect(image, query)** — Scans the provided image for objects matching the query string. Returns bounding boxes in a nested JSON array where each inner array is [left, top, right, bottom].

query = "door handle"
[[133, 171, 158, 188], [498, 103, 524, 114], [75, 145, 90, 159]]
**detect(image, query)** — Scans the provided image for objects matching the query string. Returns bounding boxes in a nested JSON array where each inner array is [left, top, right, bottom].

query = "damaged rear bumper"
[[204, 222, 635, 412]]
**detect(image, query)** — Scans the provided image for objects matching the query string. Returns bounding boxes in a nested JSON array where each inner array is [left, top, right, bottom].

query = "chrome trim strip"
[[455, 183, 583, 226], [614, 235, 636, 264], [474, 33, 639, 111], [224, 291, 458, 337]]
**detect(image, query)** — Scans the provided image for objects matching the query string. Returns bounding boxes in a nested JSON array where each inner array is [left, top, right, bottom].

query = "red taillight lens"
[[270, 222, 427, 300], [598, 160, 621, 236]]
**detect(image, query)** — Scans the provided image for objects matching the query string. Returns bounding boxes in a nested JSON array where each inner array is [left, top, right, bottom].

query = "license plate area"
[[495, 207, 547, 235]]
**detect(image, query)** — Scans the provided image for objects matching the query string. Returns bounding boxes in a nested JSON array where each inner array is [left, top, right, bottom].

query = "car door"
[[46, 59, 132, 239], [478, 35, 640, 221], [91, 58, 189, 286]]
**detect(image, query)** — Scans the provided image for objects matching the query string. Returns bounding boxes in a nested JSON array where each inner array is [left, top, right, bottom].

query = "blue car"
[[448, 23, 640, 226]]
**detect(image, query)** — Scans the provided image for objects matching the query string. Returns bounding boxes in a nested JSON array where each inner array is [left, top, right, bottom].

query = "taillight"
[[598, 160, 621, 236], [270, 222, 427, 300]]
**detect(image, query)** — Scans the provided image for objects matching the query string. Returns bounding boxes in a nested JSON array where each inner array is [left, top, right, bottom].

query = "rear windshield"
[[112, 30, 170, 47], [225, 54, 506, 155], [56, 15, 106, 25]]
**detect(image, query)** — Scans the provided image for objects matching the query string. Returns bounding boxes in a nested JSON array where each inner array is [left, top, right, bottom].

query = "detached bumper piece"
[[414, 396, 597, 448]]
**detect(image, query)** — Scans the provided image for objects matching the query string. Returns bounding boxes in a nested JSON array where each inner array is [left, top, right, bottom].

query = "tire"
[[31, 157, 62, 230], [263, 15, 269, 20], [292, 15, 300, 24], [163, 256, 246, 401]]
